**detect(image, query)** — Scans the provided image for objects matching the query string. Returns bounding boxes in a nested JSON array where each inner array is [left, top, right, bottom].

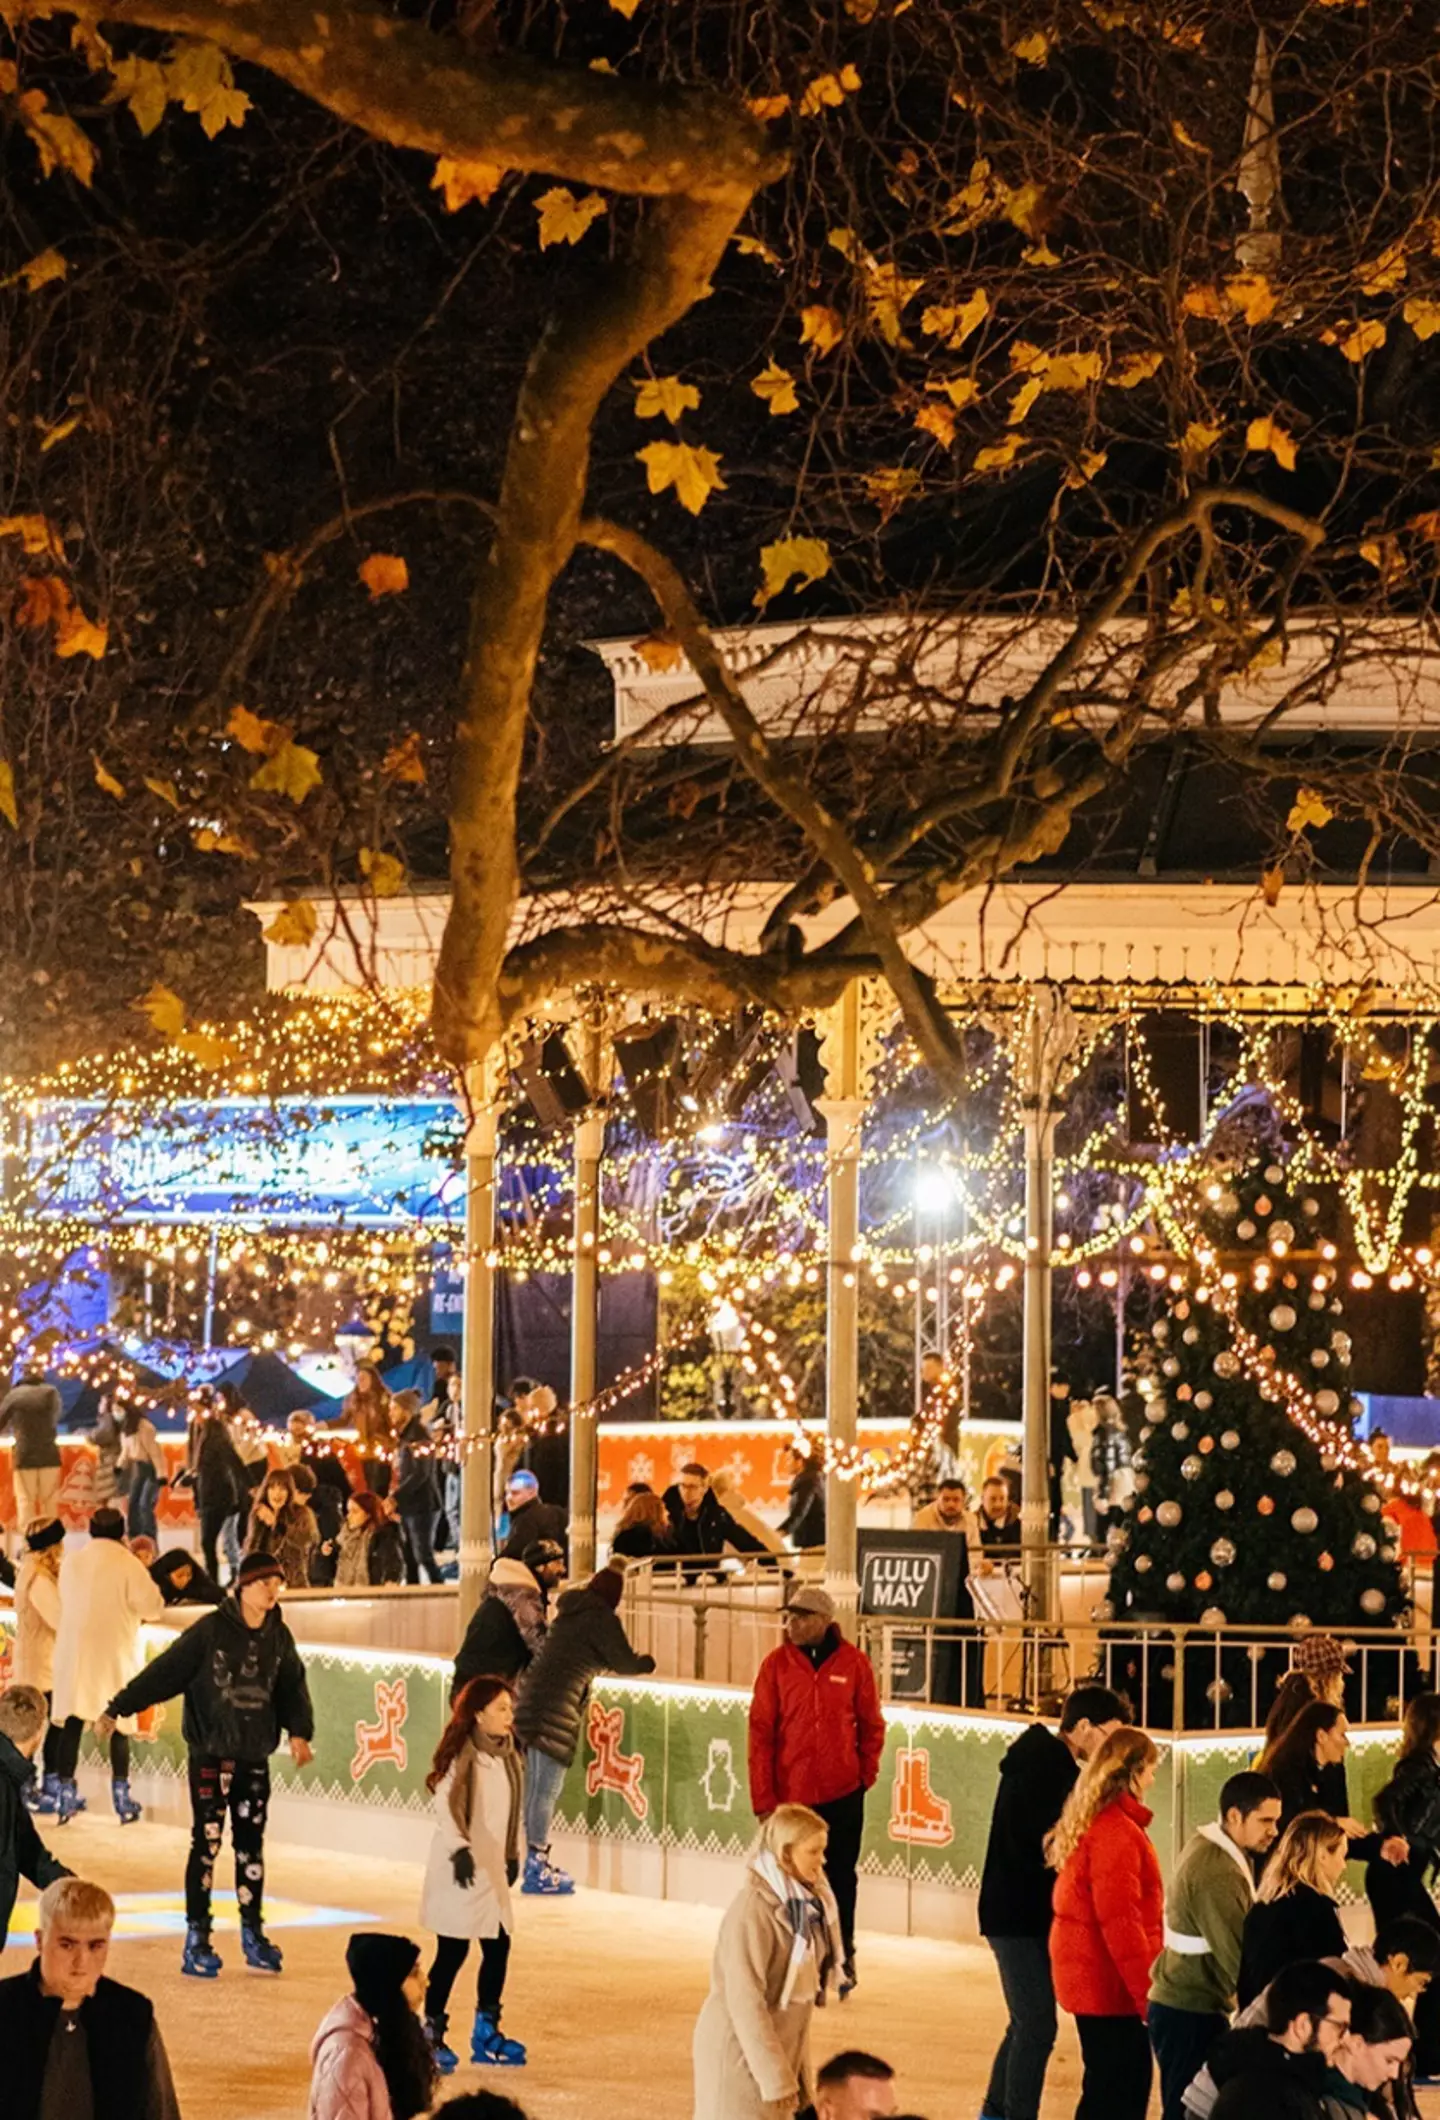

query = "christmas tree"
[[1106, 1155, 1405, 1631]]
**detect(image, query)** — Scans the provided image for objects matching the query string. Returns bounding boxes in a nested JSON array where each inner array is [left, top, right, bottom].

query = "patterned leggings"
[[185, 1755, 270, 1928]]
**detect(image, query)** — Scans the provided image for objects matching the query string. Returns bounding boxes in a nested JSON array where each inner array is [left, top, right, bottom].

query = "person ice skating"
[[421, 1676, 527, 2073], [0, 1371, 62, 1551], [49, 1505, 164, 1826], [453, 1542, 565, 1696], [0, 1687, 69, 1953], [392, 1389, 445, 1584], [13, 1517, 65, 1812], [779, 1445, 827, 1552], [309, 1931, 435, 2120], [245, 1466, 319, 1590], [186, 1400, 247, 1586], [118, 1406, 168, 1543], [814, 2050, 899, 2119], [977, 1685, 1129, 2120], [693, 1802, 843, 2120], [0, 1876, 183, 2120], [1047, 1725, 1163, 2120], [513, 1561, 655, 1895], [344, 1363, 396, 1497], [498, 1471, 569, 1563], [1237, 1813, 1349, 2009], [1148, 1772, 1283, 2120], [748, 1585, 886, 1998], [99, 1548, 314, 1979], [1207, 1959, 1354, 2120], [1370, 1692, 1440, 2079]]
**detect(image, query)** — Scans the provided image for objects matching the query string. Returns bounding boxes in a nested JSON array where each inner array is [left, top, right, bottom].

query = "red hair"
[[427, 1676, 514, 1793], [347, 1490, 387, 1532]]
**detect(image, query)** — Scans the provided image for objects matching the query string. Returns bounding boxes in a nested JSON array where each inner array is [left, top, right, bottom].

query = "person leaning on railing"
[[1257, 1702, 1408, 1870]]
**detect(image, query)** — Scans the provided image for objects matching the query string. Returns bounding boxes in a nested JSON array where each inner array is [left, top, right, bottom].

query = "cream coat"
[[51, 1535, 165, 1728], [12, 1554, 61, 1690], [693, 1870, 823, 2120], [419, 1749, 516, 1941]]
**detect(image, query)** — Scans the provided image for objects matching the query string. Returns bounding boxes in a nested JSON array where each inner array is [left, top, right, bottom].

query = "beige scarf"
[[447, 1730, 523, 1871]]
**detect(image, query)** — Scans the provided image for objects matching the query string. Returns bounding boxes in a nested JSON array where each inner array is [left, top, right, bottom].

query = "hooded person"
[[149, 1549, 225, 1608], [49, 1506, 165, 1826], [100, 1549, 315, 1980], [453, 1543, 565, 1698], [392, 1388, 445, 1585], [512, 1563, 655, 1896], [309, 1931, 435, 2120]]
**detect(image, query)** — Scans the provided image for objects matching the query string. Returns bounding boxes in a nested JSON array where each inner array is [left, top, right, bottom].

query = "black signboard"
[[857, 1528, 966, 1702]]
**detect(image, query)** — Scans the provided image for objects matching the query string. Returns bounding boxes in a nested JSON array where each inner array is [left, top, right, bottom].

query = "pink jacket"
[[308, 1995, 392, 2120]]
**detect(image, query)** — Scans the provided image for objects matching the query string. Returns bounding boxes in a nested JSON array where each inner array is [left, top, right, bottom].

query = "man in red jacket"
[[748, 1585, 886, 1995]]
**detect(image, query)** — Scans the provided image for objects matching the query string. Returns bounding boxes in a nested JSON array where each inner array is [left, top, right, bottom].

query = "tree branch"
[[496, 921, 873, 1028]]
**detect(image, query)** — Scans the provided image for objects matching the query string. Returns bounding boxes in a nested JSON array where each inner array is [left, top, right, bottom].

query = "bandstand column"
[[569, 1025, 606, 1580], [1018, 989, 1075, 1625], [816, 980, 872, 1623], [458, 1079, 500, 1626]]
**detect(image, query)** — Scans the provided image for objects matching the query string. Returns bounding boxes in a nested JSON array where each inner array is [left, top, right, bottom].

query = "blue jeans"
[[983, 1934, 1058, 2120], [127, 1461, 159, 1542], [523, 1747, 568, 1852], [1149, 2002, 1227, 2120]]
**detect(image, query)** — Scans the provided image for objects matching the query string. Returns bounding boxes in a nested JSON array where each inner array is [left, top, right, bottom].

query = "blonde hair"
[[756, 1803, 828, 1864], [25, 1520, 63, 1581], [38, 1877, 115, 1933], [0, 1684, 48, 1745], [1046, 1726, 1158, 1870], [1255, 1810, 1347, 1902]]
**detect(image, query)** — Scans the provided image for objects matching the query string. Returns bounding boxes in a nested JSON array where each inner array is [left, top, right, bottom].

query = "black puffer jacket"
[[1375, 1750, 1440, 1861], [0, 1734, 68, 1950], [106, 1597, 314, 1762], [514, 1586, 655, 1766], [978, 1721, 1079, 1938]]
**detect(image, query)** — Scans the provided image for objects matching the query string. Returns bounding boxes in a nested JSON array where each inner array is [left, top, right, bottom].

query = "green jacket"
[[1148, 1823, 1254, 2015]]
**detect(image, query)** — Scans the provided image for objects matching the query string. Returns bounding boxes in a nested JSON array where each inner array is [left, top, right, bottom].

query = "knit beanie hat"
[[587, 1564, 624, 1611], [236, 1550, 284, 1588], [346, 1932, 420, 2014], [25, 1517, 65, 1552]]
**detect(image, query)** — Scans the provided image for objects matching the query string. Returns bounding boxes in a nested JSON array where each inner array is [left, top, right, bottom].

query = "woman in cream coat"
[[693, 1803, 843, 2120]]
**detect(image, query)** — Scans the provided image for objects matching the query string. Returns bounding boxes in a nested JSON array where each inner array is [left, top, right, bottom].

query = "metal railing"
[[618, 1548, 824, 1687]]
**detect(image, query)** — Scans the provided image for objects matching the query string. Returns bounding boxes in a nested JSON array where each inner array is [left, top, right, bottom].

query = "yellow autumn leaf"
[[927, 375, 980, 410], [1110, 350, 1165, 389], [1226, 274, 1276, 325], [93, 756, 125, 799], [165, 42, 250, 139], [1011, 31, 1050, 63], [1063, 449, 1108, 488], [535, 187, 608, 249], [1287, 787, 1334, 834], [975, 434, 1024, 472], [1042, 350, 1104, 392], [1403, 297, 1440, 342], [174, 1027, 240, 1071], [1245, 417, 1298, 471], [0, 515, 64, 560], [1182, 284, 1227, 320], [36, 412, 82, 453], [1180, 420, 1224, 462], [136, 983, 187, 1037], [431, 158, 504, 212], [635, 441, 726, 515], [1001, 181, 1049, 237], [17, 92, 96, 185], [143, 776, 181, 809], [1172, 119, 1209, 151], [750, 362, 799, 415], [1007, 376, 1044, 426], [755, 537, 832, 608], [18, 576, 109, 659], [632, 633, 685, 673], [191, 825, 253, 855], [359, 847, 405, 897], [1261, 866, 1285, 907], [14, 248, 68, 293], [914, 401, 956, 446], [798, 65, 862, 117], [863, 466, 924, 516], [106, 55, 169, 136], [733, 234, 782, 269], [634, 376, 701, 422], [381, 731, 426, 785], [864, 265, 924, 347], [1023, 241, 1063, 267], [922, 289, 989, 349], [747, 94, 791, 122], [799, 305, 844, 356], [0, 762, 15, 831], [358, 552, 409, 599], [1359, 244, 1407, 295], [607, 0, 642, 16], [226, 704, 281, 754], [263, 900, 319, 948], [1340, 318, 1386, 363], [250, 740, 322, 804]]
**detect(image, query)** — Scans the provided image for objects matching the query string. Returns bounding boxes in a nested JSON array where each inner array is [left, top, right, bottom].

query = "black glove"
[[451, 1847, 476, 1890], [506, 1857, 519, 1886]]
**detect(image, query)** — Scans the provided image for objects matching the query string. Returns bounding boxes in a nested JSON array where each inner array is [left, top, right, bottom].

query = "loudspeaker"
[[512, 1033, 593, 1130], [776, 1027, 827, 1134], [614, 1021, 681, 1140]]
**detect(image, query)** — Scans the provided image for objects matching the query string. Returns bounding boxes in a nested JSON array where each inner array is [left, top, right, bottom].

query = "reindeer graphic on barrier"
[[350, 1678, 408, 1783]]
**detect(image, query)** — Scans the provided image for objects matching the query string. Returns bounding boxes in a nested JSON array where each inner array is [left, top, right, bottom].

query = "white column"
[[458, 1091, 499, 1627], [816, 981, 868, 1623], [569, 1097, 604, 1581], [1020, 995, 1069, 1624]]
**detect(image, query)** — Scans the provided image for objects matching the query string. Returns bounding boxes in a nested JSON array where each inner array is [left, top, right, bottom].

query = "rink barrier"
[[0, 1613, 1411, 1918]]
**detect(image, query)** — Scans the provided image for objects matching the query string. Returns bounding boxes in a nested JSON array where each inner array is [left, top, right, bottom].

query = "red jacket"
[[748, 1629, 886, 1816], [1049, 1791, 1163, 2020]]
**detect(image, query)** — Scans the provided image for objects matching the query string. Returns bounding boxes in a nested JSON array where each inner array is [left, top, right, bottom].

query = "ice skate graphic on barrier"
[[350, 1676, 408, 1782], [888, 1746, 954, 1847], [584, 1699, 648, 1820]]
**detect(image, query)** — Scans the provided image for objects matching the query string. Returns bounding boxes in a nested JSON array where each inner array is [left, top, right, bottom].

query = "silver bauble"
[[1361, 1588, 1387, 1615], [1267, 1571, 1288, 1591], [1093, 1600, 1116, 1622], [1270, 1220, 1295, 1246], [1308, 1293, 1326, 1311], [1291, 1506, 1319, 1534], [1269, 1305, 1297, 1332], [1205, 1674, 1232, 1699], [1173, 1421, 1191, 1440], [1221, 1429, 1241, 1450], [1157, 1500, 1183, 1528], [1135, 1553, 1154, 1573], [1218, 1191, 1240, 1216], [1270, 1449, 1297, 1477], [1134, 1473, 1150, 1493], [1214, 1352, 1241, 1379], [1314, 1389, 1340, 1416], [1333, 1332, 1351, 1360], [1153, 1320, 1170, 1343], [1183, 1325, 1200, 1345], [1194, 1391, 1213, 1410], [1362, 1491, 1382, 1513], [1311, 1348, 1330, 1369], [1210, 1537, 1236, 1567], [1166, 1571, 1186, 1593], [1181, 1455, 1203, 1481], [1215, 1489, 1235, 1510], [1265, 1164, 1284, 1184], [1162, 1356, 1181, 1377], [1201, 1616, 1228, 1637], [1237, 1219, 1256, 1241], [1352, 1533, 1377, 1560], [1302, 1197, 1319, 1216]]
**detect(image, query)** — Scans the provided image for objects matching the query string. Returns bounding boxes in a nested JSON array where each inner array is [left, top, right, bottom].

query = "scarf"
[[750, 1848, 843, 2009], [448, 1730, 524, 1871]]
